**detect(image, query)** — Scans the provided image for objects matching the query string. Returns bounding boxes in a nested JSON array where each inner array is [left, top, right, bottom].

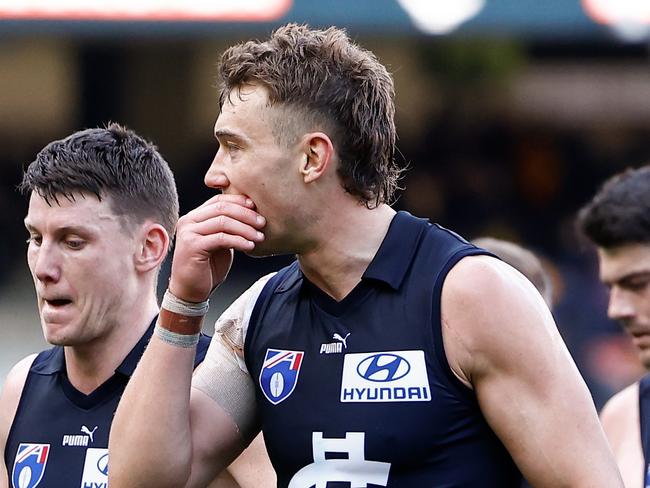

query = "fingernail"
[[246, 198, 254, 206], [256, 231, 264, 240], [256, 215, 265, 225]]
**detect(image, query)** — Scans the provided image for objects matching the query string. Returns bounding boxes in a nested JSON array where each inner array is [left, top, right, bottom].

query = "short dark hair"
[[577, 165, 650, 248], [218, 23, 403, 208], [19, 123, 179, 237]]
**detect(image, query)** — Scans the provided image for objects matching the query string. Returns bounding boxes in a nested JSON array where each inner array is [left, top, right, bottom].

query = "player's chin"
[[244, 240, 285, 258], [42, 326, 70, 346], [244, 244, 274, 258]]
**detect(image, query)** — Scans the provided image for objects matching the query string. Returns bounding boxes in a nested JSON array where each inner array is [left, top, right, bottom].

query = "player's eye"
[[625, 279, 650, 292], [26, 234, 42, 246], [226, 141, 241, 153], [65, 239, 85, 250]]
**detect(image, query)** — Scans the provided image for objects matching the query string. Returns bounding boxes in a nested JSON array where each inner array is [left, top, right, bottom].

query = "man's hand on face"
[[169, 194, 266, 302]]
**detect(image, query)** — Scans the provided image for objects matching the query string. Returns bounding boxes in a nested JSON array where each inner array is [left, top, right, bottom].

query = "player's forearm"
[[109, 336, 197, 487]]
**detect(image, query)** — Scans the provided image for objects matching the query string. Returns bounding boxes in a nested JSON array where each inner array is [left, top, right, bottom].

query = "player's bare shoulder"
[[600, 382, 644, 488], [441, 254, 551, 342], [1, 353, 38, 478], [211, 271, 277, 360], [600, 382, 640, 445], [0, 354, 37, 416], [440, 254, 555, 386]]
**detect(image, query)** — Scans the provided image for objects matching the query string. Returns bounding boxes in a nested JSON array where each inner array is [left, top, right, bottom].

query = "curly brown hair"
[[218, 23, 403, 207]]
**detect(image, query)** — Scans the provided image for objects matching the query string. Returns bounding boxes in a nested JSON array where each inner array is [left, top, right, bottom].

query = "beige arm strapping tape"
[[192, 273, 276, 443]]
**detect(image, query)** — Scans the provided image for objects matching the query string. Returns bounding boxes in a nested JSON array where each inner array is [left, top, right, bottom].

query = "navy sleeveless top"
[[639, 374, 650, 487], [244, 211, 522, 487], [4, 319, 210, 488]]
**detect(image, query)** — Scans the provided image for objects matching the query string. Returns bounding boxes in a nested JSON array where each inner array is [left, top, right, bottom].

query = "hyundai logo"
[[357, 353, 410, 382], [97, 453, 109, 476]]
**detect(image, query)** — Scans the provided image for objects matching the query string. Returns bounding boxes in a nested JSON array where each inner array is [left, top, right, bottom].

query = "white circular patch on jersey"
[[18, 466, 32, 488], [270, 372, 284, 398]]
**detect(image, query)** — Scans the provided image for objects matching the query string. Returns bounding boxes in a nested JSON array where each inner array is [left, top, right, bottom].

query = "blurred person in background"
[[472, 236, 554, 308], [578, 165, 650, 488], [109, 24, 622, 488], [0, 124, 272, 488]]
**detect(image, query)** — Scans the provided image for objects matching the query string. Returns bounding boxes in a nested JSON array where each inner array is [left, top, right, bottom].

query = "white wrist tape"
[[162, 289, 209, 316], [154, 325, 200, 348]]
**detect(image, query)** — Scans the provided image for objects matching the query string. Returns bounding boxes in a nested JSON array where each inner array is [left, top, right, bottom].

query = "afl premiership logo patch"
[[11, 443, 50, 488], [260, 348, 305, 405], [340, 350, 431, 402]]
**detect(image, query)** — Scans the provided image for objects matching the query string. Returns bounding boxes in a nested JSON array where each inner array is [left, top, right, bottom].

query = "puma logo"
[[320, 332, 351, 354], [333, 332, 351, 349], [62, 425, 98, 447], [81, 425, 98, 443]]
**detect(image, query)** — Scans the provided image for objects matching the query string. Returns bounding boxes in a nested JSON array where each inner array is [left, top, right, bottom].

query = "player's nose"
[[607, 286, 635, 322], [31, 241, 62, 284], [204, 151, 230, 190]]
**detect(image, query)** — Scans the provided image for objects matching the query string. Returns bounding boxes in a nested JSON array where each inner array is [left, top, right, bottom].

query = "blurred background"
[[1, 0, 649, 407]]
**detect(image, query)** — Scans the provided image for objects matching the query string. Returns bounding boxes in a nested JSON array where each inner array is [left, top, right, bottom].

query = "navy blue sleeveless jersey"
[[639, 374, 650, 487], [4, 320, 210, 488], [244, 211, 522, 488]]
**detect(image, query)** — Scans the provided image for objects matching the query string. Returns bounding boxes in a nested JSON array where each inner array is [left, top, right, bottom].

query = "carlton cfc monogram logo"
[[260, 348, 304, 405]]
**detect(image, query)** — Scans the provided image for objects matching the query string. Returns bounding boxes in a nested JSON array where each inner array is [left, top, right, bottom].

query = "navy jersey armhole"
[[31, 349, 55, 369], [431, 248, 497, 401], [4, 350, 49, 467], [243, 265, 296, 370], [639, 375, 650, 463]]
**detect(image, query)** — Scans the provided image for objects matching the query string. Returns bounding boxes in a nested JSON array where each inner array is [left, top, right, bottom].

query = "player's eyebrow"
[[214, 129, 248, 145], [24, 220, 93, 236], [619, 271, 650, 285], [603, 270, 650, 288]]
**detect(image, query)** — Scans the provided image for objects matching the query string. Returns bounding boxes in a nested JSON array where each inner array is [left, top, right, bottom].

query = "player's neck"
[[63, 296, 159, 395], [298, 203, 395, 301]]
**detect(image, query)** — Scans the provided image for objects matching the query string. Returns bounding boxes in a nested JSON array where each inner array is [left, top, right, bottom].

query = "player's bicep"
[[443, 256, 619, 487], [192, 304, 261, 443], [185, 273, 274, 487], [186, 338, 260, 487], [185, 386, 252, 488]]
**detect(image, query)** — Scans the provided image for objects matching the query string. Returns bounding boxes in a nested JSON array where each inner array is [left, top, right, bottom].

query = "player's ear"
[[299, 132, 334, 184], [134, 222, 169, 273]]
